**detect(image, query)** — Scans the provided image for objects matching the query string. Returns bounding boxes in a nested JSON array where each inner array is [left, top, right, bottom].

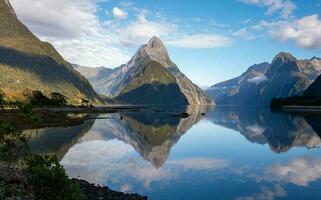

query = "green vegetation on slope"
[[0, 0, 101, 105]]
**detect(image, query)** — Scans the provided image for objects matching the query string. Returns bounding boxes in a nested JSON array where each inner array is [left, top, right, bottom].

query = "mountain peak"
[[272, 52, 297, 64], [134, 36, 172, 68], [147, 36, 164, 48], [310, 56, 321, 61]]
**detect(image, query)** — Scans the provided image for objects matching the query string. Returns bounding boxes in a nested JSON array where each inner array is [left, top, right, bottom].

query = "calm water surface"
[[27, 106, 321, 200]]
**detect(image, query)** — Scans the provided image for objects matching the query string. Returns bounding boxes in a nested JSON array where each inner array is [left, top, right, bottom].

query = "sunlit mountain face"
[[21, 106, 321, 200]]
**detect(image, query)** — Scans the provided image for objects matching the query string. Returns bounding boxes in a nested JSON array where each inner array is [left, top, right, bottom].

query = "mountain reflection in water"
[[25, 106, 321, 200], [207, 107, 321, 153]]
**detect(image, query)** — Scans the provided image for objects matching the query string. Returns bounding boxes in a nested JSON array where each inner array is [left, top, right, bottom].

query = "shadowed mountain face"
[[207, 53, 321, 105], [206, 107, 321, 153], [207, 62, 270, 105], [74, 37, 213, 105], [0, 0, 101, 104]]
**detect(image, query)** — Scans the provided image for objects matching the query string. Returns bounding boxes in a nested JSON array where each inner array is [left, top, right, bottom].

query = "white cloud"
[[251, 15, 321, 50], [166, 34, 231, 49], [240, 0, 296, 18], [120, 13, 175, 47], [247, 75, 268, 84], [268, 15, 321, 50], [10, 0, 97, 39], [233, 27, 256, 40], [112, 7, 128, 20]]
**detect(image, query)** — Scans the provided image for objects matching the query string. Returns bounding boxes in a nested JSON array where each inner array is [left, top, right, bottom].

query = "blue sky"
[[10, 0, 321, 87]]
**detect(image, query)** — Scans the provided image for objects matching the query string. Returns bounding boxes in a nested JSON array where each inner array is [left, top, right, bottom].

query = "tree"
[[49, 92, 67, 106], [31, 90, 50, 106], [24, 155, 85, 200]]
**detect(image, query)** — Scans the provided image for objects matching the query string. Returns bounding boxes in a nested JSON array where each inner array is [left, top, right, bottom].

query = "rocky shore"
[[72, 179, 148, 200]]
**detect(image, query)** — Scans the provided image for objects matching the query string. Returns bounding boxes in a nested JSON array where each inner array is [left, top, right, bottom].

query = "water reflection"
[[24, 106, 321, 200], [25, 119, 95, 160], [206, 107, 321, 153]]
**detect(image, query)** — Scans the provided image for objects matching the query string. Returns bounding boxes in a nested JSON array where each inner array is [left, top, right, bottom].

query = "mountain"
[[72, 64, 114, 94], [0, 0, 101, 104], [207, 52, 321, 105], [74, 36, 213, 105], [207, 62, 270, 105]]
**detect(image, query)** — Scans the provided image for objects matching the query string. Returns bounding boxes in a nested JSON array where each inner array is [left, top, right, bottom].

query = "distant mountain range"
[[0, 0, 101, 104], [74, 37, 213, 105], [207, 52, 321, 105]]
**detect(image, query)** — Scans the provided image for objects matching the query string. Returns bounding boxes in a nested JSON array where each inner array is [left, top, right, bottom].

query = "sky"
[[9, 0, 321, 87]]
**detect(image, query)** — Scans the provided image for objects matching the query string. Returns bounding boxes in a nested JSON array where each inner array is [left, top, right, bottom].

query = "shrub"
[[50, 92, 68, 106], [24, 155, 85, 200]]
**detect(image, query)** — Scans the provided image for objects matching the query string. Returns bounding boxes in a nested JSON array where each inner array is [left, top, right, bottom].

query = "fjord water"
[[27, 107, 321, 200]]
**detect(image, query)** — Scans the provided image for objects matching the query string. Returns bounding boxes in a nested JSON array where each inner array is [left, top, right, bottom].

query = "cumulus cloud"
[[166, 34, 231, 49], [233, 27, 256, 40], [10, 0, 97, 39], [120, 13, 175, 47], [267, 15, 321, 50], [240, 0, 296, 18], [247, 75, 268, 84], [112, 7, 128, 20], [118, 12, 231, 49]]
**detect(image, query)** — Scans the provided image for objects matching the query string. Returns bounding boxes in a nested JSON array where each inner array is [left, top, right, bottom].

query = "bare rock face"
[[75, 36, 213, 105]]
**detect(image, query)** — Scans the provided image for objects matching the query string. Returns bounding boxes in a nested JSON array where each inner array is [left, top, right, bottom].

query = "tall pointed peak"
[[272, 52, 297, 64], [132, 36, 172, 68], [147, 36, 166, 49]]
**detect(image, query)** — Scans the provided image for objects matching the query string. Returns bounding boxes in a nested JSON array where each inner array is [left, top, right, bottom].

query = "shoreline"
[[72, 179, 147, 200], [0, 163, 147, 200], [282, 105, 321, 112]]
